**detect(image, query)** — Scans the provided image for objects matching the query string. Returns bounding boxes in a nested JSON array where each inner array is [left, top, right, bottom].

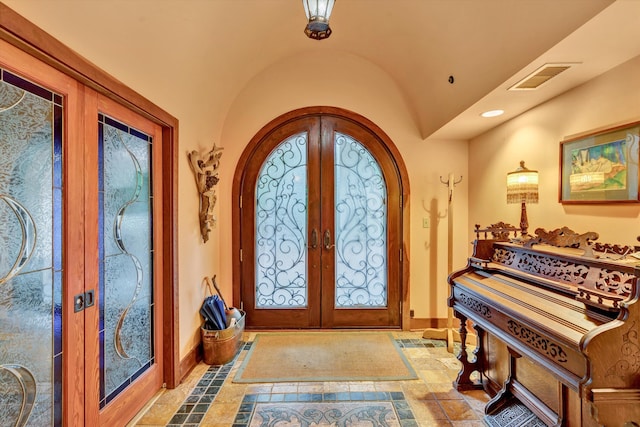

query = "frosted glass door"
[[0, 69, 63, 426], [98, 114, 154, 407], [0, 37, 165, 426]]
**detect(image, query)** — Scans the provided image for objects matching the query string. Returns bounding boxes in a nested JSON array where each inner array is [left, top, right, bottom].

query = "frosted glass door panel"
[[334, 132, 387, 308], [98, 114, 154, 408], [255, 133, 308, 308], [0, 70, 63, 426]]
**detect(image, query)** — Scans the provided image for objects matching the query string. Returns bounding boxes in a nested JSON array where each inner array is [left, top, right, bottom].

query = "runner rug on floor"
[[233, 332, 418, 383]]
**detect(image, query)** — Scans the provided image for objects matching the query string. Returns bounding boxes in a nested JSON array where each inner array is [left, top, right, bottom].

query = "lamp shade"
[[507, 161, 539, 204], [302, 0, 335, 40]]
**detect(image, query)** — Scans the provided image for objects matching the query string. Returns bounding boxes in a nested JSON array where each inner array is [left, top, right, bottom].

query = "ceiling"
[[3, 0, 640, 140]]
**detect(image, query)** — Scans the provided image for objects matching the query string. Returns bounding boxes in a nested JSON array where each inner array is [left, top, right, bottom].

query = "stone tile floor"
[[128, 331, 490, 427]]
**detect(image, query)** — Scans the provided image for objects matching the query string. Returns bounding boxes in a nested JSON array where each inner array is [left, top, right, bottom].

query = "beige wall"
[[468, 54, 640, 248], [186, 50, 471, 358]]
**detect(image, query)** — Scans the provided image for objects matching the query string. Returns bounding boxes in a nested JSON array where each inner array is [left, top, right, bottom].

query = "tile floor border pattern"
[[162, 339, 440, 427], [164, 342, 251, 426], [165, 364, 230, 425]]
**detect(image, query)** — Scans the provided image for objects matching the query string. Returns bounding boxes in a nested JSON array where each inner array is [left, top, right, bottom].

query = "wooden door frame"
[[90, 94, 167, 426], [0, 3, 180, 394], [232, 106, 411, 330]]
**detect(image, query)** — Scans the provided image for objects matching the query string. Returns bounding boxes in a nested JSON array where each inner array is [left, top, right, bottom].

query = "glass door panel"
[[98, 114, 154, 407], [0, 69, 63, 426], [255, 132, 309, 309], [334, 132, 387, 308]]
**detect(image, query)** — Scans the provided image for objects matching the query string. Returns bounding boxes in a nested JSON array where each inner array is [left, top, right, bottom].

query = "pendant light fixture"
[[302, 0, 336, 40]]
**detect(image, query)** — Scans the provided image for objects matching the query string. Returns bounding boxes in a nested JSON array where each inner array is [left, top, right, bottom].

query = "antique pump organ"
[[448, 223, 640, 426]]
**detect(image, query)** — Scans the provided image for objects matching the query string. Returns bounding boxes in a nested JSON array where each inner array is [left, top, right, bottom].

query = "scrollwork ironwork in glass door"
[[334, 133, 387, 308], [255, 133, 309, 308]]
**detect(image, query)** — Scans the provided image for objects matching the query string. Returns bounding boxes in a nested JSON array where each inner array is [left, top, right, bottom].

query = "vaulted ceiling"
[[4, 0, 639, 140]]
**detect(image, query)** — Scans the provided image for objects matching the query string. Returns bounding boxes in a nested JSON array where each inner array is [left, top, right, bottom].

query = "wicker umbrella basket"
[[201, 310, 245, 365]]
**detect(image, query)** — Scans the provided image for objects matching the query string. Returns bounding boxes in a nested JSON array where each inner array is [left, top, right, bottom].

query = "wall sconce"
[[188, 144, 223, 243], [302, 0, 336, 40], [507, 161, 538, 237]]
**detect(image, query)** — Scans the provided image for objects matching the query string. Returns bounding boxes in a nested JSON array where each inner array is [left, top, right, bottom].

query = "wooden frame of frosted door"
[[84, 93, 166, 426]]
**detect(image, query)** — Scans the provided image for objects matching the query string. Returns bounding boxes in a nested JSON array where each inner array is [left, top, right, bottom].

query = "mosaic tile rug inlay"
[[249, 402, 400, 427]]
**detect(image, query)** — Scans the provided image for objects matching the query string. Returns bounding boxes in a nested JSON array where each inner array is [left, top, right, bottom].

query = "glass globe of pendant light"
[[302, 0, 336, 40]]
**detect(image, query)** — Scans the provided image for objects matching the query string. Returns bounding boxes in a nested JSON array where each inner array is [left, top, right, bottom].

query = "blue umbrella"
[[200, 294, 227, 330]]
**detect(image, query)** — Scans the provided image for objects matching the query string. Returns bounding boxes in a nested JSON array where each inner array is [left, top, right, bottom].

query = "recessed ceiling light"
[[481, 109, 504, 118]]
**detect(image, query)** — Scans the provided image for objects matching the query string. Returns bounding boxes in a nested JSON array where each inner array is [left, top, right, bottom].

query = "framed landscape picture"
[[559, 121, 640, 203]]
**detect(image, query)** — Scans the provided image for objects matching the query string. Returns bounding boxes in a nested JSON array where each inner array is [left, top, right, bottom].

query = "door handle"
[[309, 228, 318, 249], [85, 289, 95, 308], [324, 229, 334, 250], [73, 293, 84, 313]]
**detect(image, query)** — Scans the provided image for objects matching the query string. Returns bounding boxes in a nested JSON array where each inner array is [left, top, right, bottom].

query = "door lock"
[[74, 290, 95, 313]]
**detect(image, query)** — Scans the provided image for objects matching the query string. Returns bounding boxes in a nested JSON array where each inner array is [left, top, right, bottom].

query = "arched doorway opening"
[[232, 107, 410, 329]]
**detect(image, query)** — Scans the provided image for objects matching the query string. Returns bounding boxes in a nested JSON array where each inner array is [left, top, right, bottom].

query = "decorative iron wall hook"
[[188, 143, 224, 243], [440, 174, 463, 202]]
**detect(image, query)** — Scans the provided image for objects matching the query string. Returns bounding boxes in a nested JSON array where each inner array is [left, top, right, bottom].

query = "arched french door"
[[233, 107, 409, 329]]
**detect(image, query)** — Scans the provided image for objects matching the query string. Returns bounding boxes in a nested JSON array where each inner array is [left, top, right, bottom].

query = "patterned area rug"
[[233, 332, 418, 383], [484, 399, 547, 427]]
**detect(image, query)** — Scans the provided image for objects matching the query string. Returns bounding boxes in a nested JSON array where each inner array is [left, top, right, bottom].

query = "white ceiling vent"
[[509, 63, 575, 90]]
